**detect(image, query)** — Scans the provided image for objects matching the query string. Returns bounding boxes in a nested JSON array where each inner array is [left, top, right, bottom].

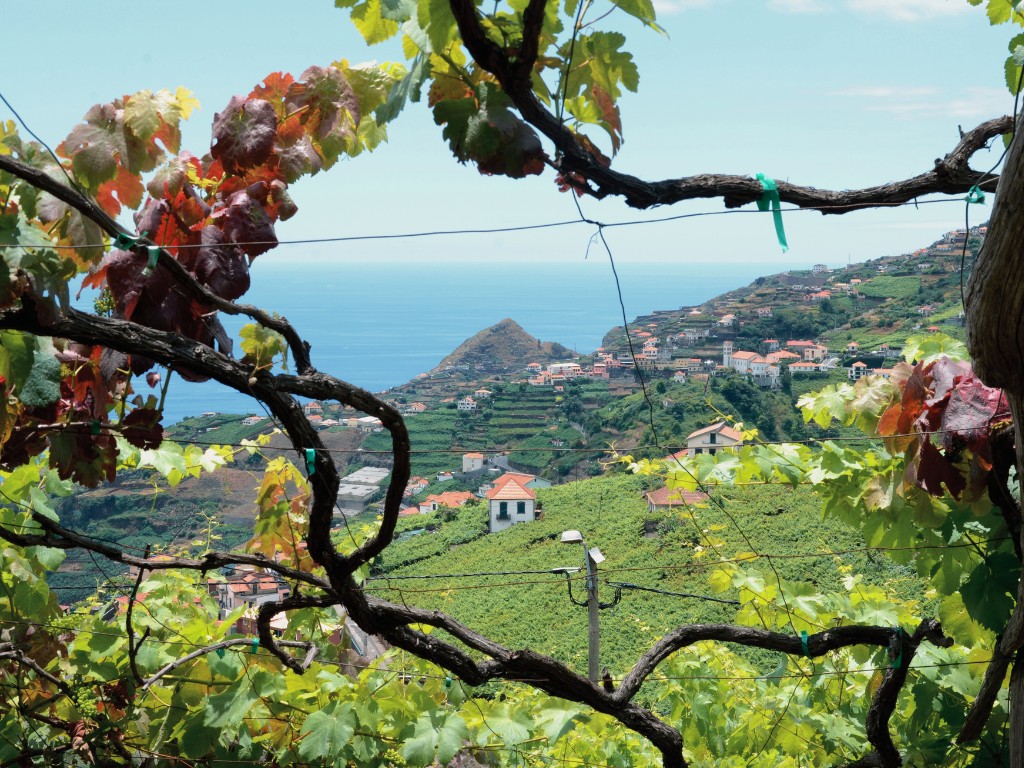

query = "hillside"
[[431, 318, 574, 374], [368, 475, 921, 675]]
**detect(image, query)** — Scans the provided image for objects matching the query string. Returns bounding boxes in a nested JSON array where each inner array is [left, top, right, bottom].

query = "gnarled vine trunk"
[[965, 108, 1024, 762]]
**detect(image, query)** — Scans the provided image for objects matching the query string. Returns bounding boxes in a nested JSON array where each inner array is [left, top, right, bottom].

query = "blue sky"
[[2, 0, 1015, 269]]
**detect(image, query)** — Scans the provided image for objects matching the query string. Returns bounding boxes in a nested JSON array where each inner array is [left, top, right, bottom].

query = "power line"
[[0, 198, 967, 252]]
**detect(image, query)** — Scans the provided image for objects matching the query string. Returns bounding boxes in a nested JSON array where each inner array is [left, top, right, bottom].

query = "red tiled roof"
[[485, 474, 535, 501], [426, 491, 474, 507], [686, 421, 743, 443]]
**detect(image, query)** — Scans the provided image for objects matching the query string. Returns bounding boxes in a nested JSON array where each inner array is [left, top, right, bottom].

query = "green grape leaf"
[[240, 322, 288, 371], [203, 681, 260, 729], [487, 703, 533, 745], [377, 54, 429, 125], [960, 550, 1019, 632], [417, 0, 459, 54], [537, 704, 585, 744], [433, 84, 546, 178], [987, 0, 1014, 24], [352, 0, 401, 44], [902, 333, 969, 365], [608, 0, 665, 33], [298, 702, 356, 760]]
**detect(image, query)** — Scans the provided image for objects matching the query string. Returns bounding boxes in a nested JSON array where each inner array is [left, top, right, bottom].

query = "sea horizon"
[[134, 258, 796, 424]]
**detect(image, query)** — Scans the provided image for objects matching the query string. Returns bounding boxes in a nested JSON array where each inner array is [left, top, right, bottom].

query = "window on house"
[[709, 448, 717, 456], [497, 502, 509, 520], [517, 501, 526, 516], [709, 433, 717, 444], [695, 448, 702, 454]]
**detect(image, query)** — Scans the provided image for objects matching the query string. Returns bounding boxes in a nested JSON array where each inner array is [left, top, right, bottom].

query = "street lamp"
[[560, 529, 612, 683]]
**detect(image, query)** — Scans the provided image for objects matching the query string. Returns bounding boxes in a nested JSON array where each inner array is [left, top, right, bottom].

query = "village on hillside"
[[82, 225, 983, 633]]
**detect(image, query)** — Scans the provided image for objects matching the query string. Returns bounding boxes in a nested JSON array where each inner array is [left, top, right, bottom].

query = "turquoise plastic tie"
[[756, 174, 789, 253], [112, 233, 138, 250], [142, 246, 160, 277], [965, 185, 985, 205], [800, 630, 810, 658], [305, 448, 316, 477]]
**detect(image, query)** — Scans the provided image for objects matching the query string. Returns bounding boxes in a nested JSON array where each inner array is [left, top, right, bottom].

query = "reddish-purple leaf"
[[194, 226, 251, 300], [915, 438, 967, 499], [211, 96, 278, 175], [122, 406, 163, 450], [212, 188, 277, 258], [285, 66, 361, 165]]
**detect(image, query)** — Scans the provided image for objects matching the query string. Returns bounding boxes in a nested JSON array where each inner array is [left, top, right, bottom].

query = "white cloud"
[[833, 85, 1010, 120], [768, 0, 826, 12], [834, 85, 939, 99], [650, 0, 714, 13], [846, 0, 973, 21]]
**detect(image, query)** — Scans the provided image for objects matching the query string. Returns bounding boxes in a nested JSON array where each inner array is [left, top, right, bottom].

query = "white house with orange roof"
[[788, 361, 822, 375], [684, 422, 743, 456], [420, 491, 475, 514], [756, 307, 773, 317], [848, 361, 868, 380], [303, 401, 323, 416], [722, 342, 780, 388], [457, 396, 477, 411], [462, 452, 484, 473], [474, 388, 492, 399], [486, 473, 538, 533], [404, 476, 430, 497], [764, 339, 780, 352]]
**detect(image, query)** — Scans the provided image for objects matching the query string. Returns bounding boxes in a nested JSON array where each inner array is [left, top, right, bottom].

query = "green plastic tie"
[[965, 185, 985, 205], [216, 648, 225, 658], [890, 628, 905, 670], [305, 448, 316, 477], [444, 676, 453, 688], [90, 420, 101, 436], [800, 630, 810, 658], [112, 233, 138, 250], [756, 173, 789, 253], [251, 638, 259, 654], [142, 246, 160, 277]]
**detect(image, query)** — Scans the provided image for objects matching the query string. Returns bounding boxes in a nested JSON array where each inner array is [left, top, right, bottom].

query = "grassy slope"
[[367, 474, 919, 676]]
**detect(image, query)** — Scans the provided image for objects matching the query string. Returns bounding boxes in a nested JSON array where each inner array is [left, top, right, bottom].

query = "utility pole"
[[561, 530, 608, 683], [584, 546, 600, 683]]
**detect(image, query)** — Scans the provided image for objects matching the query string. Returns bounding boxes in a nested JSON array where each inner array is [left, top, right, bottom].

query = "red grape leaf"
[[914, 438, 967, 499], [210, 96, 278, 175], [194, 226, 251, 301], [48, 431, 116, 487], [211, 188, 277, 258], [122, 403, 163, 450], [285, 66, 361, 166]]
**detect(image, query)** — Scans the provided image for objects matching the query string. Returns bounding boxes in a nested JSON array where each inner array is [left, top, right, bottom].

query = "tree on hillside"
[[0, 1, 1023, 767]]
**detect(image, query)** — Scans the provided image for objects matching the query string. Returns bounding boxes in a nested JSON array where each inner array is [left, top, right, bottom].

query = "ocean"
[[141, 258, 790, 424]]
